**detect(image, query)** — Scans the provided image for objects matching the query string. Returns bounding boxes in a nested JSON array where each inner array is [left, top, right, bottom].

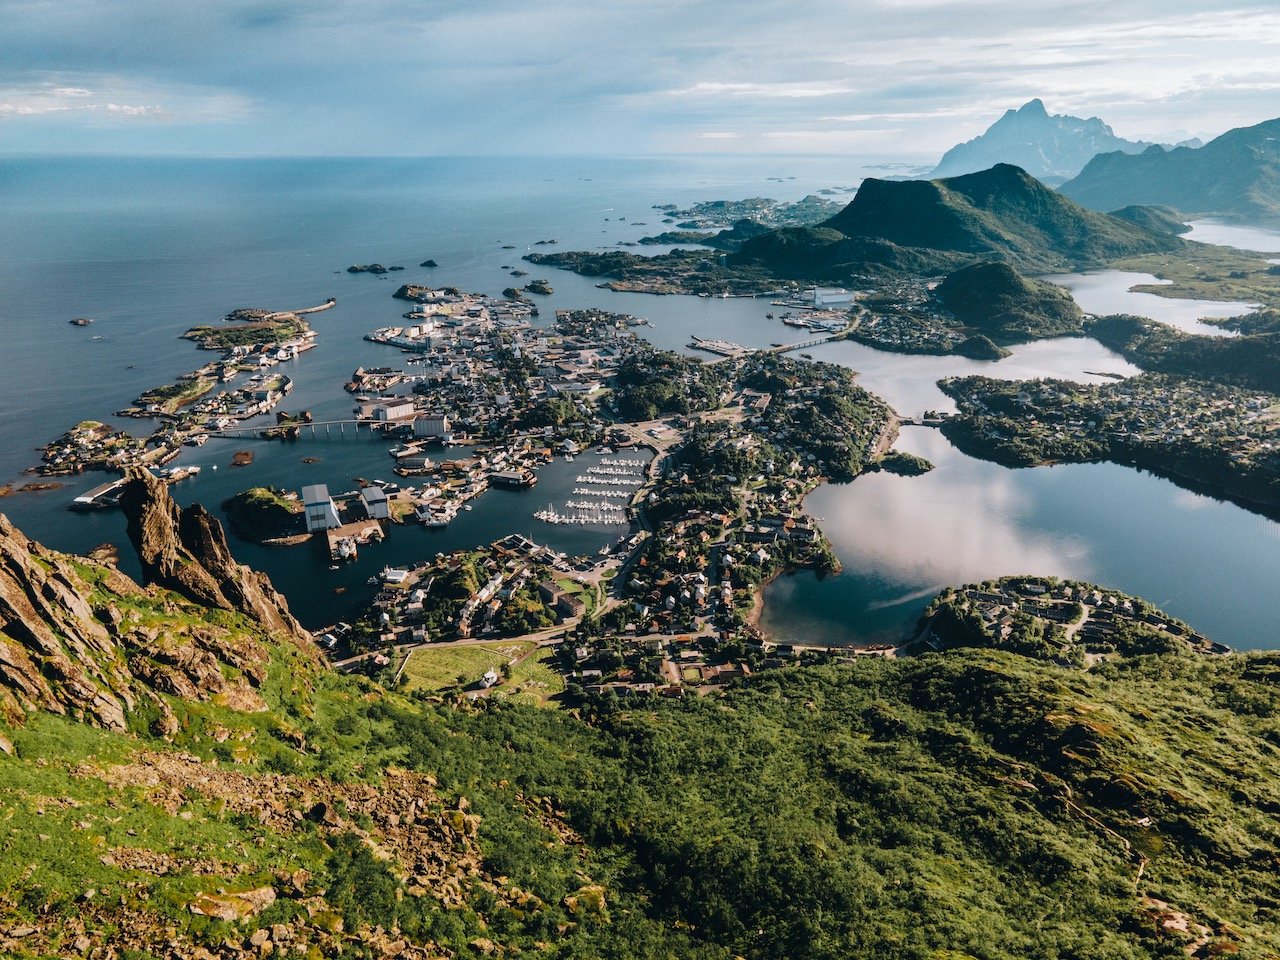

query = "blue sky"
[[2, 0, 1278, 157]]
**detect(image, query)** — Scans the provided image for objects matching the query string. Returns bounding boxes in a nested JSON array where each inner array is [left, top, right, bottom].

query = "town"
[[320, 299, 899, 701], [917, 575, 1229, 663], [939, 372, 1280, 515]]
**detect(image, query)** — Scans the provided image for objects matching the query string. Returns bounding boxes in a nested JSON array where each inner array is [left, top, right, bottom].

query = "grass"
[[399, 641, 536, 693], [136, 377, 215, 414], [1116, 245, 1280, 308], [502, 648, 567, 706]]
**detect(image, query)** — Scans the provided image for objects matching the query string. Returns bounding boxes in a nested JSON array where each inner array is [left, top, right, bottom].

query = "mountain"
[[928, 99, 1185, 183], [731, 163, 1180, 280], [4, 487, 1280, 957], [1060, 116, 1280, 220], [1106, 204, 1192, 236], [0, 471, 315, 736], [935, 261, 1084, 342]]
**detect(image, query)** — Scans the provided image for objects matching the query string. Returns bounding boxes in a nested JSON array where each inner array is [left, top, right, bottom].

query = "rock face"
[[120, 468, 313, 648], [929, 99, 1189, 183], [0, 513, 136, 730], [0, 474, 317, 732]]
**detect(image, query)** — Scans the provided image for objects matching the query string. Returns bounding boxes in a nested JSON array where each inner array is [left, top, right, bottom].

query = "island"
[[938, 372, 1280, 517]]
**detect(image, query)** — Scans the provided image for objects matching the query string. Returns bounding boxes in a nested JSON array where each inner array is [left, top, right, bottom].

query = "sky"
[[2, 0, 1279, 158]]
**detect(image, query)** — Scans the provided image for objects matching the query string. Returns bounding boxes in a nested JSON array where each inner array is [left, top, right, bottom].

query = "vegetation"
[[609, 350, 728, 421], [1107, 204, 1191, 236], [729, 164, 1181, 288], [183, 309, 310, 350], [399, 641, 537, 693], [1087, 313, 1280, 394], [9, 627, 1280, 958], [938, 372, 1280, 518], [1115, 243, 1280, 305], [871, 450, 934, 476], [219, 486, 303, 542], [935, 261, 1083, 342], [135, 377, 216, 414], [524, 248, 780, 296]]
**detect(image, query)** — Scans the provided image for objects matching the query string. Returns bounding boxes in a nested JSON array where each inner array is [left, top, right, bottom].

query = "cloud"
[[0, 0, 1278, 154], [0, 76, 251, 126]]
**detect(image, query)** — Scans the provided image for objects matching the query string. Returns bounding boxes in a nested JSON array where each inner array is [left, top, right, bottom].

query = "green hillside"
[[1087, 313, 1280, 393], [1061, 117, 1280, 221], [935, 261, 1084, 342], [4, 488, 1280, 958], [1107, 205, 1192, 236], [732, 164, 1179, 281]]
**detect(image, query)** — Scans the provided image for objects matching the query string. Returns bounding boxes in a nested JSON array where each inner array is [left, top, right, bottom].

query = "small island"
[[221, 486, 306, 544], [870, 450, 934, 475]]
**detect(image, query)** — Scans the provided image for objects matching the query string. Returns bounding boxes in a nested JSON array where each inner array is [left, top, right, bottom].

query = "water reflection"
[[763, 428, 1280, 649], [1044, 271, 1254, 336]]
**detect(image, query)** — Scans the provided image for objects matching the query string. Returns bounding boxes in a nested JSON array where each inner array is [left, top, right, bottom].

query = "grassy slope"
[[5, 630, 1280, 958], [936, 261, 1084, 343]]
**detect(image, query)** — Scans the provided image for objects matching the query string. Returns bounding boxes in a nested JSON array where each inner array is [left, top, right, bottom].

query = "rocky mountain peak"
[[929, 99, 1164, 182], [119, 468, 313, 648]]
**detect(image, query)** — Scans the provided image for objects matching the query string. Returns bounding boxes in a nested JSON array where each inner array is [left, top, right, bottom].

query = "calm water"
[[1184, 219, 1280, 254], [0, 154, 865, 627], [1044, 271, 1255, 336], [762, 428, 1280, 646], [3, 156, 1280, 645]]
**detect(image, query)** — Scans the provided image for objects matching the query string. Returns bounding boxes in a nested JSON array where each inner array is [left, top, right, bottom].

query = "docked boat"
[[185, 433, 210, 446]]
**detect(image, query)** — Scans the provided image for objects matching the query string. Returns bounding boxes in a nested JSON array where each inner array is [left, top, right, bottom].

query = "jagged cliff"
[[119, 467, 313, 647], [0, 473, 315, 735]]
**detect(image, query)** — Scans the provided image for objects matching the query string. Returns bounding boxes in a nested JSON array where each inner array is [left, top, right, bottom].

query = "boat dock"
[[70, 476, 129, 511], [688, 335, 749, 358], [326, 520, 384, 561]]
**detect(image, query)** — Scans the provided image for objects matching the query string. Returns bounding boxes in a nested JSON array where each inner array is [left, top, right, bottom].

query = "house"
[[360, 485, 390, 520], [302, 484, 340, 532], [480, 669, 500, 689]]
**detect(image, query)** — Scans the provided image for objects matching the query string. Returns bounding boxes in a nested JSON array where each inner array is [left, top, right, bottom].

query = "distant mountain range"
[[731, 163, 1180, 280], [1060, 116, 1280, 221], [929, 99, 1200, 184]]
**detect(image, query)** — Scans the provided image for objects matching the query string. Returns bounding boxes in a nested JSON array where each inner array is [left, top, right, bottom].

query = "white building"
[[373, 398, 417, 421], [302, 484, 340, 532], [413, 414, 451, 438], [812, 287, 855, 308], [360, 485, 390, 520]]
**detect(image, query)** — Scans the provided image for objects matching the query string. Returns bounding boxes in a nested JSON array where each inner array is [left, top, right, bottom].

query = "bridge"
[[766, 333, 845, 355], [202, 418, 387, 440]]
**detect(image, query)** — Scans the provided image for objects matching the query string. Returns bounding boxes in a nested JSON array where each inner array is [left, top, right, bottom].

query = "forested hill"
[[1060, 115, 1280, 221], [730, 163, 1180, 282]]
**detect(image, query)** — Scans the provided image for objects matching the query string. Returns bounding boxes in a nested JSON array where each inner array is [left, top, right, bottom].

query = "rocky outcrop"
[[119, 468, 314, 649], [0, 472, 317, 731], [0, 513, 136, 729]]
